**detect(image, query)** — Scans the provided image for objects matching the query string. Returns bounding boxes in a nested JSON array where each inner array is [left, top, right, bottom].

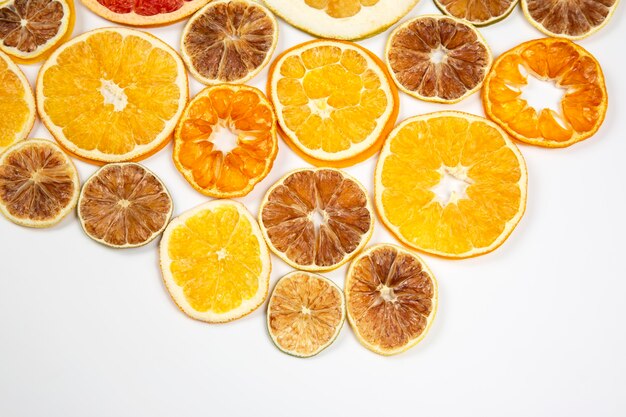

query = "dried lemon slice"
[[434, 0, 518, 26]]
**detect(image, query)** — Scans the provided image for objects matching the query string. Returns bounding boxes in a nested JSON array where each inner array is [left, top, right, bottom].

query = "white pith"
[[430, 165, 472, 207]]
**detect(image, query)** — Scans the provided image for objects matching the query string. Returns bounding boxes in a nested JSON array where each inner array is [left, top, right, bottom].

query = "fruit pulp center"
[[301, 306, 311, 315], [431, 165, 471, 206], [216, 248, 228, 260], [311, 98, 333, 118], [430, 47, 447, 65], [378, 285, 396, 302], [310, 209, 326, 229], [100, 79, 128, 112], [520, 72, 566, 117], [212, 123, 240, 155]]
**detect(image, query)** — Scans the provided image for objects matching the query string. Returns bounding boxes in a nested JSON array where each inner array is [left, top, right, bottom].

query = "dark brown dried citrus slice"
[[78, 163, 173, 248], [259, 168, 373, 272], [434, 0, 518, 26], [0, 139, 79, 228], [181, 0, 278, 85], [345, 244, 438, 355], [267, 271, 345, 358], [81, 0, 210, 26], [385, 15, 492, 103]]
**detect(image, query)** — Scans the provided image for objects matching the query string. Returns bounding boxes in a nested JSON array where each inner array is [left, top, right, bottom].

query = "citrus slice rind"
[[78, 163, 173, 248], [259, 168, 374, 272], [345, 244, 438, 356], [268, 40, 399, 167], [160, 200, 271, 323], [81, 0, 211, 26], [375, 111, 527, 258], [174, 84, 278, 198], [0, 139, 79, 228], [482, 38, 607, 148], [263, 0, 419, 40], [385, 15, 492, 104], [36, 27, 189, 164], [267, 271, 345, 358], [181, 0, 278, 85], [434, 0, 518, 26]]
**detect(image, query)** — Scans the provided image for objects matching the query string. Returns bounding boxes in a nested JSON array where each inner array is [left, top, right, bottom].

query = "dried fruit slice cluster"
[[81, 0, 211, 26], [434, 0, 518, 26], [385, 15, 492, 104]]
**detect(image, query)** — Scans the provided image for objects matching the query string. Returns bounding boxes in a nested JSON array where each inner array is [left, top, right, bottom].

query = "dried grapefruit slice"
[[0, 139, 79, 228], [259, 168, 374, 272], [160, 200, 271, 323], [375, 112, 527, 258], [268, 40, 398, 167], [522, 0, 619, 39], [181, 0, 278, 85], [263, 0, 419, 40], [78, 163, 173, 248], [36, 28, 188, 164], [0, 50, 35, 155], [345, 244, 438, 356], [483, 38, 607, 148], [0, 0, 75, 64], [81, 0, 210, 26], [434, 0, 518, 26], [385, 15, 492, 104], [174, 84, 278, 198], [267, 271, 345, 358]]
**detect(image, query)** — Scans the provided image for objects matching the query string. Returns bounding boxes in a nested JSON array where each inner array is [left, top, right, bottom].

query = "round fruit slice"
[[259, 168, 374, 272], [263, 0, 419, 40], [181, 0, 278, 85], [434, 0, 518, 26], [160, 200, 271, 323], [174, 84, 278, 198], [0, 50, 35, 155], [78, 163, 173, 248], [36, 28, 188, 164], [483, 38, 607, 148], [345, 244, 438, 356], [375, 111, 527, 258], [268, 40, 398, 167], [522, 0, 619, 39], [385, 15, 492, 104], [0, 139, 79, 228], [81, 0, 211, 26], [267, 271, 345, 358]]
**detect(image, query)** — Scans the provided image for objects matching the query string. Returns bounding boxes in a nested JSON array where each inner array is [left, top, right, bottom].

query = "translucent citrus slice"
[[375, 111, 527, 258], [160, 200, 271, 323], [174, 84, 278, 198], [385, 15, 492, 104], [483, 38, 607, 148], [0, 50, 35, 155], [522, 0, 619, 39], [78, 163, 173, 248], [81, 0, 210, 26], [268, 40, 398, 167], [267, 271, 345, 358], [0, 139, 79, 228], [36, 28, 188, 164], [434, 0, 518, 26], [345, 244, 438, 356], [263, 0, 419, 40], [0, 0, 75, 64], [259, 168, 374, 271], [181, 0, 278, 85]]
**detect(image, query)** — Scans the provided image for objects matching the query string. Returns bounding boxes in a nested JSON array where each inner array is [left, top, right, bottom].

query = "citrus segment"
[[434, 0, 518, 26], [81, 0, 211, 26], [0, 51, 35, 154]]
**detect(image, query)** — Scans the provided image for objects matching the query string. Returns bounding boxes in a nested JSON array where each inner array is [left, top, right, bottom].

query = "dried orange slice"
[[345, 244, 438, 356], [268, 40, 398, 167], [434, 0, 518, 26], [375, 111, 527, 258], [0, 50, 35, 155], [174, 84, 278, 198], [81, 0, 210, 26], [267, 271, 345, 358], [483, 38, 608, 148], [181, 0, 278, 85], [522, 0, 619, 39], [0, 139, 79, 228], [385, 15, 492, 104], [259, 168, 374, 271], [160, 200, 271, 323], [36, 28, 188, 164], [78, 163, 173, 248]]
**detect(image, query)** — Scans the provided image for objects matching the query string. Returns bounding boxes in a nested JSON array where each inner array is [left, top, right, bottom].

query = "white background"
[[1, 1, 625, 416]]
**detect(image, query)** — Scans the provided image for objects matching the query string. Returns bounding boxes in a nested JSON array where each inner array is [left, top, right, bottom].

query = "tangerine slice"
[[81, 0, 211, 26], [434, 0, 518, 26], [0, 139, 79, 228], [345, 244, 438, 356], [385, 15, 492, 104], [259, 168, 374, 271], [267, 271, 345, 358], [483, 38, 608, 148], [181, 0, 278, 85], [375, 111, 527, 258], [174, 84, 278, 198], [78, 163, 173, 248]]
